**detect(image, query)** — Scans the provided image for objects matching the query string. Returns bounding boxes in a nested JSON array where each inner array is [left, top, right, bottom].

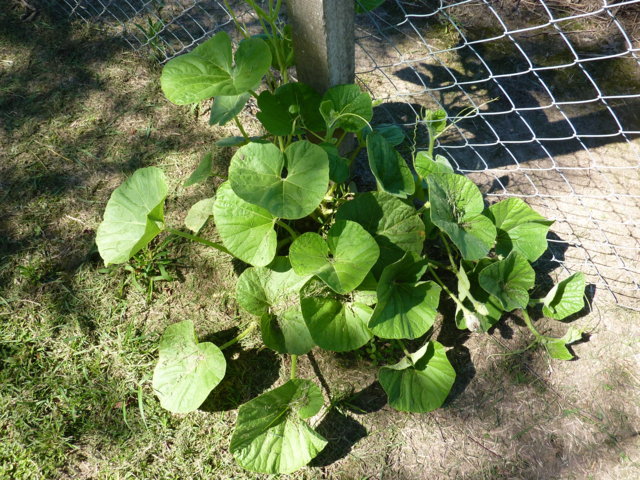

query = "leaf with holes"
[[212, 182, 277, 267], [96, 167, 167, 266], [428, 173, 496, 261], [229, 141, 329, 219], [230, 379, 327, 474], [379, 341, 455, 413], [161, 31, 271, 105], [289, 220, 379, 294], [152, 320, 226, 414], [478, 251, 535, 311]]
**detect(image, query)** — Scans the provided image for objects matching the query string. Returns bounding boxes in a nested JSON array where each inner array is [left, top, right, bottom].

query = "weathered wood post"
[[287, 0, 355, 93]]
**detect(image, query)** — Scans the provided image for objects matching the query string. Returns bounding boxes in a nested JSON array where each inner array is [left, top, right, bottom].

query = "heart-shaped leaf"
[[542, 272, 585, 320], [152, 320, 226, 414], [236, 258, 314, 354], [368, 253, 442, 339], [230, 379, 327, 474], [367, 132, 415, 198], [379, 341, 455, 413], [229, 140, 330, 219], [335, 191, 425, 276], [478, 252, 535, 311], [96, 167, 168, 266], [290, 220, 379, 294], [212, 182, 277, 267], [257, 82, 324, 136], [300, 279, 373, 352], [161, 31, 271, 105], [209, 92, 250, 126], [184, 197, 215, 233], [320, 84, 373, 133], [428, 173, 496, 260], [487, 198, 553, 262], [414, 152, 453, 179]]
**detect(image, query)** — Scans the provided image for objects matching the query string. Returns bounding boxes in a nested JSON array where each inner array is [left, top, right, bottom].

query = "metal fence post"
[[287, 0, 355, 93]]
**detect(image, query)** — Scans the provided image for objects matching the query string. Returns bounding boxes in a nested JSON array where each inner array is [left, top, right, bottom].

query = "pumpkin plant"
[[95, 0, 588, 474]]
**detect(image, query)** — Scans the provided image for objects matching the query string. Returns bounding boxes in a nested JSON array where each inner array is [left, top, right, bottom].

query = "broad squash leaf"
[[478, 252, 535, 311], [362, 123, 405, 147], [487, 198, 553, 262], [414, 152, 453, 179], [229, 140, 329, 219], [379, 341, 455, 413], [542, 272, 586, 320], [161, 31, 271, 105], [428, 173, 496, 261], [542, 326, 583, 360], [257, 82, 324, 135], [152, 320, 226, 414], [289, 220, 379, 294], [319, 143, 350, 184], [230, 379, 327, 474], [320, 84, 373, 133], [368, 252, 441, 339], [212, 182, 277, 267], [210, 92, 250, 126], [367, 132, 414, 198], [96, 167, 167, 265]]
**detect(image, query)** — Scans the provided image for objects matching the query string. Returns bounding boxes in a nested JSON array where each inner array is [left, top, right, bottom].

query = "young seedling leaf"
[[290, 220, 379, 294], [236, 258, 314, 354], [184, 197, 215, 233], [161, 31, 271, 105], [212, 182, 277, 267], [96, 167, 168, 266], [320, 84, 373, 133], [487, 198, 553, 261], [152, 320, 226, 414], [229, 141, 330, 219], [542, 272, 586, 320], [335, 191, 425, 276], [478, 251, 535, 311], [209, 92, 250, 126], [368, 253, 441, 339], [257, 82, 324, 135], [424, 108, 448, 140], [367, 132, 415, 198], [230, 379, 327, 474], [542, 326, 583, 360], [414, 152, 454, 179], [379, 341, 455, 413], [184, 152, 214, 187], [300, 279, 373, 351], [320, 143, 350, 184], [428, 173, 496, 260]]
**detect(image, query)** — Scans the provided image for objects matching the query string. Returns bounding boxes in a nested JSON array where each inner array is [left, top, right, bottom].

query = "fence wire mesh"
[[43, 0, 640, 310]]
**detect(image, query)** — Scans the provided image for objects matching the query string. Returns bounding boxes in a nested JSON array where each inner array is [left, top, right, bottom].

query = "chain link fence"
[[41, 0, 640, 310]]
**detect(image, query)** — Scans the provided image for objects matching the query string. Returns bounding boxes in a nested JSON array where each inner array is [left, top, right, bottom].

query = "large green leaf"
[[257, 82, 324, 136], [228, 141, 329, 219], [487, 198, 553, 262], [428, 173, 496, 261], [542, 272, 586, 320], [161, 32, 271, 105], [478, 252, 535, 311], [320, 84, 373, 133], [335, 191, 425, 276], [367, 132, 414, 198], [236, 258, 314, 354], [414, 152, 453, 179], [184, 197, 215, 233], [212, 182, 277, 267], [209, 92, 250, 126], [289, 220, 379, 294], [96, 167, 168, 266], [300, 280, 373, 352], [379, 341, 455, 413], [152, 320, 226, 414], [319, 143, 350, 184], [368, 253, 441, 339], [230, 379, 327, 474], [362, 124, 406, 147]]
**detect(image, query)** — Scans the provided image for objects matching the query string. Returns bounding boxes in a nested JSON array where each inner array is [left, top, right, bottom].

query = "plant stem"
[[395, 339, 412, 360], [167, 228, 230, 255], [276, 220, 298, 239], [521, 308, 544, 341], [234, 116, 250, 140], [248, 89, 260, 99], [220, 323, 257, 350], [290, 354, 298, 379], [427, 264, 469, 313], [439, 232, 458, 272]]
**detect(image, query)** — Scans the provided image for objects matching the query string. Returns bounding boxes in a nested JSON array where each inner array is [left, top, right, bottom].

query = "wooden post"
[[287, 0, 355, 93]]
